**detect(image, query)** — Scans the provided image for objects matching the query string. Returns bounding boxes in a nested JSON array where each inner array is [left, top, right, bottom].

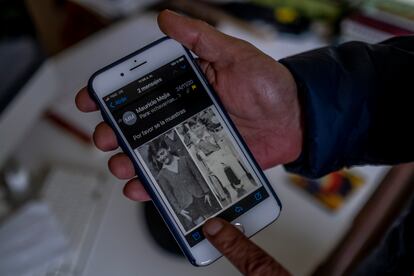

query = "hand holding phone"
[[76, 9, 299, 274]]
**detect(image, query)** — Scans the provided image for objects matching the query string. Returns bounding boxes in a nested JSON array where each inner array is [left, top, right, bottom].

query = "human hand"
[[75, 10, 303, 201], [203, 218, 291, 276], [75, 11, 297, 274], [154, 11, 303, 169]]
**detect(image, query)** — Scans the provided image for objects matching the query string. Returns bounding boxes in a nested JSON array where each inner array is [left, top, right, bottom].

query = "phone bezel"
[[88, 37, 282, 266]]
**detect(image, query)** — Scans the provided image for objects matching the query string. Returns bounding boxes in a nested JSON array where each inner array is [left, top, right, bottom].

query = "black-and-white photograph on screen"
[[176, 107, 259, 208], [138, 130, 221, 232]]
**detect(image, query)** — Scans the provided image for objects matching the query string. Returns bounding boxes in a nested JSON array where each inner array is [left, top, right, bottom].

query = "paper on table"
[[39, 167, 112, 275], [0, 202, 69, 276]]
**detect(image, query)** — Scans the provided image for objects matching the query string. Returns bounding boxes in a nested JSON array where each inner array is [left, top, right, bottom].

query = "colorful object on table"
[[288, 170, 364, 211], [253, 0, 344, 23], [216, 2, 309, 33], [274, 6, 300, 24]]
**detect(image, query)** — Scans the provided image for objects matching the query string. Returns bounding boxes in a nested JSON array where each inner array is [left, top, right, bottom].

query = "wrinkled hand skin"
[[157, 12, 302, 169], [76, 10, 300, 276]]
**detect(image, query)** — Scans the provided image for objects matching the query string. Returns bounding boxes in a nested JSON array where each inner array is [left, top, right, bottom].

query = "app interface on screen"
[[104, 56, 269, 246]]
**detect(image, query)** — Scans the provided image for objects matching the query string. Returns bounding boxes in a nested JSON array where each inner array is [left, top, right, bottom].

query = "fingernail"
[[204, 219, 223, 236], [165, 9, 180, 16]]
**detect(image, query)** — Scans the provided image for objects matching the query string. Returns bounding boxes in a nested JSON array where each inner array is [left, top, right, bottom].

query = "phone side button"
[[233, 222, 245, 234]]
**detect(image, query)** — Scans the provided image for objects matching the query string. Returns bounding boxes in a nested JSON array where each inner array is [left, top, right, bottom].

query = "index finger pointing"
[[75, 87, 98, 112], [203, 218, 290, 276]]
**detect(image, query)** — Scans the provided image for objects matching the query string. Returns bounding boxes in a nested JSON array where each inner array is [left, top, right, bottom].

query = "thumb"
[[157, 10, 240, 66], [203, 218, 290, 276]]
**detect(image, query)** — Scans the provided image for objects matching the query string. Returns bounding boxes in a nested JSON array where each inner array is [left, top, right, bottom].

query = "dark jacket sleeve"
[[280, 36, 414, 178]]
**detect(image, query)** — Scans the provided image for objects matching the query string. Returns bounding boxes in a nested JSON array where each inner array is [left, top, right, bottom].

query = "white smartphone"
[[88, 37, 282, 266]]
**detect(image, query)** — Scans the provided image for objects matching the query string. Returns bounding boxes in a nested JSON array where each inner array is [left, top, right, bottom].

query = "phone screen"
[[103, 55, 269, 246]]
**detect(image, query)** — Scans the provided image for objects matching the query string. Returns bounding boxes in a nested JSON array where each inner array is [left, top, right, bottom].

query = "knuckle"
[[195, 19, 211, 29], [215, 231, 285, 276], [216, 230, 245, 256], [244, 250, 279, 276]]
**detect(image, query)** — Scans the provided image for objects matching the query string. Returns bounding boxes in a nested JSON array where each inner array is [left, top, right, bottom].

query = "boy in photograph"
[[154, 141, 220, 231]]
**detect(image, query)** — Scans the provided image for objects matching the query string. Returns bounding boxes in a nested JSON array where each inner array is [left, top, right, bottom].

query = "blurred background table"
[[1, 1, 413, 275]]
